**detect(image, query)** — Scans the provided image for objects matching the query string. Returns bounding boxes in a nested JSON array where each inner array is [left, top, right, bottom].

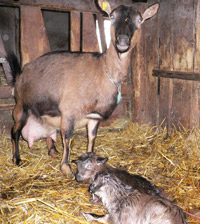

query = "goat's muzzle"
[[116, 35, 130, 53]]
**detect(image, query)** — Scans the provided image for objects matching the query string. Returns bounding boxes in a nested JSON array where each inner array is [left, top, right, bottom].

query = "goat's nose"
[[117, 35, 129, 46]]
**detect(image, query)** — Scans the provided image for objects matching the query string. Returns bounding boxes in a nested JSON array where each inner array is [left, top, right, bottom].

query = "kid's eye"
[[138, 18, 142, 23], [110, 15, 114, 19]]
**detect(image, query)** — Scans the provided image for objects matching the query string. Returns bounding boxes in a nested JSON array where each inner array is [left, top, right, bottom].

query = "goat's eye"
[[138, 18, 142, 23], [110, 15, 114, 19]]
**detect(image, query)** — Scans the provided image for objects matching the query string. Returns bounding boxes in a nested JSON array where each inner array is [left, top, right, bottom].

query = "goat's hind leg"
[[11, 104, 28, 165], [46, 137, 59, 157]]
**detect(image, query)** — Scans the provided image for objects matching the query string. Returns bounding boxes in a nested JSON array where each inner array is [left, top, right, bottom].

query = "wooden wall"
[[132, 0, 200, 131]]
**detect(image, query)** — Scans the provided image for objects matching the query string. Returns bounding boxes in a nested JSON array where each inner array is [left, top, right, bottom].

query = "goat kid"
[[73, 152, 165, 204], [84, 172, 187, 224], [10, 0, 159, 177]]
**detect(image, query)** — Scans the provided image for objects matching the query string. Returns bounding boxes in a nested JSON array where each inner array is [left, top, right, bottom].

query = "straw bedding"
[[0, 119, 199, 223]]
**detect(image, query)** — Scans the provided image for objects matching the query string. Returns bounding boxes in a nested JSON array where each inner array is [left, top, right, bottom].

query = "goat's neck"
[[105, 43, 131, 84]]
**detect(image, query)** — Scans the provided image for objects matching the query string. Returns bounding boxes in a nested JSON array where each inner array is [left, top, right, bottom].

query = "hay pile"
[[0, 119, 200, 223]]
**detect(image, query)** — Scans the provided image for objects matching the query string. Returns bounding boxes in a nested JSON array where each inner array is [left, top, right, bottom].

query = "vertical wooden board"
[[191, 0, 200, 128], [82, 12, 99, 52], [131, 3, 147, 124], [131, 29, 147, 124], [20, 5, 50, 66], [171, 0, 195, 129], [142, 0, 159, 125], [70, 11, 80, 52], [158, 0, 175, 130], [96, 13, 107, 52]]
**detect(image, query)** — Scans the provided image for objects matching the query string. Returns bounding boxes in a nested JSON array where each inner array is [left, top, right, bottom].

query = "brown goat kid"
[[10, 0, 159, 177], [73, 152, 165, 203], [84, 172, 187, 224]]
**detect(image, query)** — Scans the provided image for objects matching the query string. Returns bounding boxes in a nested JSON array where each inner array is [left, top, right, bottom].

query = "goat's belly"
[[22, 115, 57, 148], [22, 113, 102, 148]]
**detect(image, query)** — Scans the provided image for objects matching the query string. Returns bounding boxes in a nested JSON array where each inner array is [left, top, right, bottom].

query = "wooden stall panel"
[[158, 0, 196, 130], [70, 11, 81, 52], [20, 5, 50, 66], [82, 12, 99, 52]]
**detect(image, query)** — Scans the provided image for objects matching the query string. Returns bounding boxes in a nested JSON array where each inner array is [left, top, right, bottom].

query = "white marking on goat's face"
[[109, 5, 143, 53]]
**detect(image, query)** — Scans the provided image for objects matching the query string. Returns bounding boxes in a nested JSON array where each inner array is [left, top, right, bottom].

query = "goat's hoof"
[[61, 163, 73, 178], [48, 148, 59, 157], [13, 157, 21, 166]]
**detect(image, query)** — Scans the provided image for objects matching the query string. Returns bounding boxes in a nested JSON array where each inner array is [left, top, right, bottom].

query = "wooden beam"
[[0, 0, 99, 13], [153, 69, 200, 82], [0, 0, 146, 12]]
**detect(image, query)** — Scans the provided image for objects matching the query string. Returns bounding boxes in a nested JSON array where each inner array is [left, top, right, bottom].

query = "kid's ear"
[[98, 0, 112, 15], [97, 157, 108, 166], [142, 3, 159, 22]]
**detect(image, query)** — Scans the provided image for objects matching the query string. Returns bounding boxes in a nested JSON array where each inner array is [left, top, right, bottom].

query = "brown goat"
[[84, 172, 187, 224], [10, 0, 159, 177], [73, 152, 165, 204]]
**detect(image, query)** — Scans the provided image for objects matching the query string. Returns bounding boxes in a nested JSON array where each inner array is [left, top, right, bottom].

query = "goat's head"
[[98, 0, 159, 53], [72, 152, 108, 182]]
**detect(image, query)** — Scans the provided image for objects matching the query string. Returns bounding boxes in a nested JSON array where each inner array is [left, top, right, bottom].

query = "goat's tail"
[[6, 53, 22, 86]]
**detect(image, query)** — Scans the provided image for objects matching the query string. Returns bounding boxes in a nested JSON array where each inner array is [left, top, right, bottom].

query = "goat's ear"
[[142, 3, 159, 22], [98, 0, 112, 15], [96, 157, 108, 165]]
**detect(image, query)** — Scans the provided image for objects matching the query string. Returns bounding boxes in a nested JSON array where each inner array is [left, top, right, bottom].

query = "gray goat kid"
[[73, 152, 165, 204], [84, 172, 187, 224]]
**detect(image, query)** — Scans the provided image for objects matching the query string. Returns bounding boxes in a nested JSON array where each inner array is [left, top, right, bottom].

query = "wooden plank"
[[0, 85, 13, 98], [82, 12, 99, 52], [142, 0, 159, 125], [158, 0, 174, 130], [171, 0, 195, 129], [0, 35, 12, 84], [153, 70, 200, 81], [191, 0, 200, 128], [70, 11, 80, 52], [20, 5, 50, 66], [96, 14, 107, 53], [131, 28, 146, 124]]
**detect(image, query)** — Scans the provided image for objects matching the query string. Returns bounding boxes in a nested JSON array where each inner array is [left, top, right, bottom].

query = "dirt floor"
[[0, 119, 200, 223]]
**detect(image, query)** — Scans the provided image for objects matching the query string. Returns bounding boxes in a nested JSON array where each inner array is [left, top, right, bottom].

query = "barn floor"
[[0, 119, 200, 223]]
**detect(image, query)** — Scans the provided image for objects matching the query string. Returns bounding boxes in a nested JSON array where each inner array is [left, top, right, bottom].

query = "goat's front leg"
[[87, 119, 100, 152], [60, 118, 74, 178]]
